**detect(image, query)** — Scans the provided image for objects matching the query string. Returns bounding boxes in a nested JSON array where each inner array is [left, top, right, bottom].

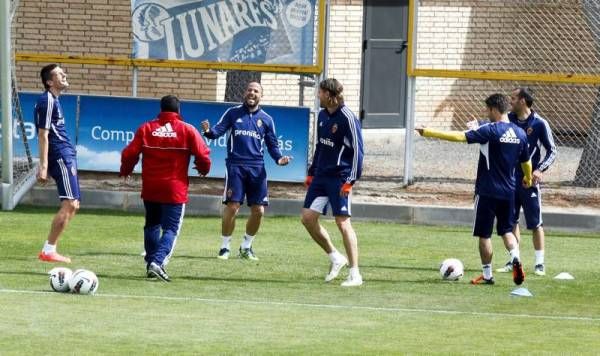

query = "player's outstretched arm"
[[415, 126, 467, 142], [203, 107, 234, 139]]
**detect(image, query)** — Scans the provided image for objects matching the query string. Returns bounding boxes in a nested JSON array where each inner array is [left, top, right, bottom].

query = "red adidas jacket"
[[120, 112, 211, 204]]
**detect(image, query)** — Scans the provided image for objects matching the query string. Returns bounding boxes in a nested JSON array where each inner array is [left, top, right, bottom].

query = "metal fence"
[[411, 0, 600, 188]]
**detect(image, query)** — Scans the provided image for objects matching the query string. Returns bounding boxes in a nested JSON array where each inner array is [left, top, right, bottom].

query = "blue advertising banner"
[[76, 94, 309, 182], [0, 93, 77, 157], [131, 0, 317, 66]]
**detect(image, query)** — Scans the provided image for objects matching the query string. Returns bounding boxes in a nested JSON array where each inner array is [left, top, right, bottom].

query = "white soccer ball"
[[439, 258, 464, 281], [68, 269, 99, 295], [49, 267, 73, 292]]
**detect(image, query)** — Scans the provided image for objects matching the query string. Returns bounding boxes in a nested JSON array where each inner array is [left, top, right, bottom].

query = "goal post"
[[1, 0, 37, 210], [1, 0, 14, 208]]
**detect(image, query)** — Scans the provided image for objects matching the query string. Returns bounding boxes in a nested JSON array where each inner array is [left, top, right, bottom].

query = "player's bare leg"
[[502, 232, 525, 285], [239, 204, 263, 260], [471, 237, 495, 285], [39, 199, 79, 263], [222, 202, 240, 236], [301, 208, 336, 252], [301, 208, 348, 282], [533, 226, 545, 275], [336, 215, 362, 286], [513, 223, 521, 244], [498, 223, 522, 273], [218, 202, 240, 260], [335, 216, 358, 268], [245, 205, 264, 236]]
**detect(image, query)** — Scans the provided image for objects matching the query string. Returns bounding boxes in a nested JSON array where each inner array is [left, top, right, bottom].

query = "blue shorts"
[[514, 184, 543, 229], [49, 157, 80, 201], [473, 194, 514, 238], [223, 164, 268, 206], [303, 176, 351, 216]]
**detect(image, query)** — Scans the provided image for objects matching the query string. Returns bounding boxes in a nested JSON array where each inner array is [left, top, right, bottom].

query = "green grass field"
[[1, 206, 599, 354]]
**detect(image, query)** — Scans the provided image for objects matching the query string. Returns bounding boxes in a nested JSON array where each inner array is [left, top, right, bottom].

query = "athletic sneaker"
[[146, 264, 156, 278], [512, 258, 525, 285], [534, 264, 546, 276], [38, 251, 71, 263], [495, 261, 513, 273], [341, 274, 363, 287], [325, 257, 348, 282], [470, 275, 495, 285], [239, 247, 259, 261], [217, 248, 230, 260], [148, 262, 171, 282]]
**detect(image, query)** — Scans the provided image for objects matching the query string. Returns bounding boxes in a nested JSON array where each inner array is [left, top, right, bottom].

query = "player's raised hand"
[[278, 156, 292, 166], [200, 120, 210, 133]]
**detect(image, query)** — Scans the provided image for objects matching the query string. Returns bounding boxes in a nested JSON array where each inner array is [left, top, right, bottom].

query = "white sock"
[[221, 236, 232, 250], [241, 234, 254, 249], [482, 264, 492, 280], [328, 251, 345, 264], [349, 267, 361, 278], [535, 250, 544, 265], [509, 248, 520, 261], [42, 241, 56, 254]]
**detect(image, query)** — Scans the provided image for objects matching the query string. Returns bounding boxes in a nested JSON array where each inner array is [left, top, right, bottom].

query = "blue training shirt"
[[34, 91, 76, 161], [508, 111, 557, 177], [465, 121, 529, 200], [204, 104, 282, 166], [308, 104, 364, 184]]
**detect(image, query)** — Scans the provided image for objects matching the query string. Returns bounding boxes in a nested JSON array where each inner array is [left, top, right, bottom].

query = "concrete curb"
[[21, 187, 600, 232]]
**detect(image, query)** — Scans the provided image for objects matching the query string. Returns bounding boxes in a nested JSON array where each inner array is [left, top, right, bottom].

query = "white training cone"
[[554, 272, 575, 280], [510, 287, 533, 297]]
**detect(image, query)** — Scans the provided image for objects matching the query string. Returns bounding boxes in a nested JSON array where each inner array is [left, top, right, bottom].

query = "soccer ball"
[[68, 269, 99, 295], [49, 267, 73, 292], [439, 258, 464, 281]]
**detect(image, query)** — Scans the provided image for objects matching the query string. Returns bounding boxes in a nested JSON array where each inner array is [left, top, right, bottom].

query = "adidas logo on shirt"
[[499, 128, 520, 144], [236, 118, 243, 123], [152, 123, 177, 138]]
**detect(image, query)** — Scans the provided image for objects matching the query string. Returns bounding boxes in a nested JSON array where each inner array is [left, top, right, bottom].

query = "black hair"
[[514, 87, 534, 108], [485, 93, 510, 114], [40, 64, 59, 90], [160, 95, 180, 113]]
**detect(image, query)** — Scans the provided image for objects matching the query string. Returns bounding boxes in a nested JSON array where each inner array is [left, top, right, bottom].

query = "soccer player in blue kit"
[[35, 64, 79, 263], [416, 94, 533, 285], [301, 78, 364, 287], [495, 88, 557, 276], [201, 82, 291, 261]]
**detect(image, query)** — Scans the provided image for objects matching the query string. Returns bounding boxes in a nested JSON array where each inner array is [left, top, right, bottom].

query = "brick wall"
[[13, 0, 218, 100], [14, 1, 591, 136], [415, 0, 596, 134]]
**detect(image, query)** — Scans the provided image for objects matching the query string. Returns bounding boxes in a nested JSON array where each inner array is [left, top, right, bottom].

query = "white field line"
[[1, 288, 599, 322]]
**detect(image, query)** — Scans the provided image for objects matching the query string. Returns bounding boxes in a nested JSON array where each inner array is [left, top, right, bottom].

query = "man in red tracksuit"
[[120, 95, 211, 282]]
